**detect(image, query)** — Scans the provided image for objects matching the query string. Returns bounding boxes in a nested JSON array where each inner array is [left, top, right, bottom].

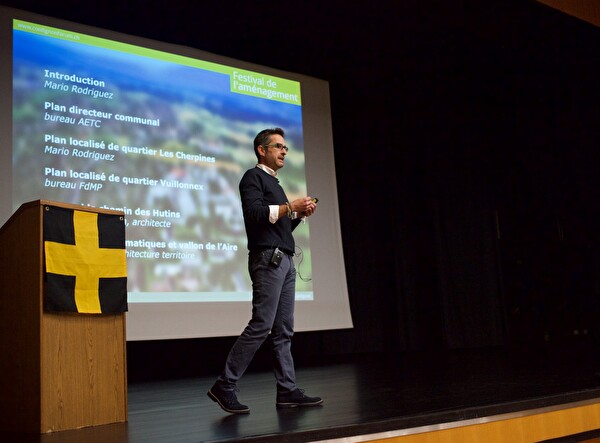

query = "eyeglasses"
[[264, 143, 289, 152]]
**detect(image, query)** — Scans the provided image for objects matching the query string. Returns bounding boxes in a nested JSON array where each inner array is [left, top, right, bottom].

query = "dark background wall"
[[2, 0, 600, 381]]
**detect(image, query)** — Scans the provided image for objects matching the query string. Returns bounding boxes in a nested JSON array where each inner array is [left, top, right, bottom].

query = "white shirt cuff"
[[268, 205, 279, 224]]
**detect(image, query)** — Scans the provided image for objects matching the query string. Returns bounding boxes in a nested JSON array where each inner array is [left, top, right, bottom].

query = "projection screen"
[[0, 5, 352, 340]]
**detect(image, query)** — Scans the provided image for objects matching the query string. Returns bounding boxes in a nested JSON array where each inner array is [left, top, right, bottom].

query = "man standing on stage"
[[207, 127, 323, 414]]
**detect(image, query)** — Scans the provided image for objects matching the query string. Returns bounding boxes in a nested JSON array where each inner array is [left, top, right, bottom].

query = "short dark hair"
[[253, 128, 284, 160]]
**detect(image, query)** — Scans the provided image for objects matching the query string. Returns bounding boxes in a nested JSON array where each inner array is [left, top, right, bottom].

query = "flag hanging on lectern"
[[43, 205, 128, 314]]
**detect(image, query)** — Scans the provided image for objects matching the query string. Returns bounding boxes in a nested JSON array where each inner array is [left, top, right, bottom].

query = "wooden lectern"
[[0, 200, 127, 433]]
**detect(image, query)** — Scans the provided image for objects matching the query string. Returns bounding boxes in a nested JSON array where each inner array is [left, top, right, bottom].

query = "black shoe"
[[207, 383, 250, 414], [276, 388, 323, 409]]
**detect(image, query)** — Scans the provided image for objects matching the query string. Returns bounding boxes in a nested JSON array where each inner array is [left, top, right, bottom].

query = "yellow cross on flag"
[[43, 205, 127, 313]]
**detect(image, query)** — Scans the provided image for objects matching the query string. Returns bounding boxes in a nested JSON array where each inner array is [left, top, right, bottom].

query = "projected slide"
[[12, 19, 313, 302]]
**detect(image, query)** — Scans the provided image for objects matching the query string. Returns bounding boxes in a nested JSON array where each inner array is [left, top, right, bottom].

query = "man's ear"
[[257, 145, 266, 157]]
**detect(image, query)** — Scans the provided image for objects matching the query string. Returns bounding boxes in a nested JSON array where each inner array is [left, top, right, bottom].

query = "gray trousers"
[[217, 249, 297, 393]]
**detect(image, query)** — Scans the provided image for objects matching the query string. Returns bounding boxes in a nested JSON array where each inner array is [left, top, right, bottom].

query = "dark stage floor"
[[8, 347, 600, 442]]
